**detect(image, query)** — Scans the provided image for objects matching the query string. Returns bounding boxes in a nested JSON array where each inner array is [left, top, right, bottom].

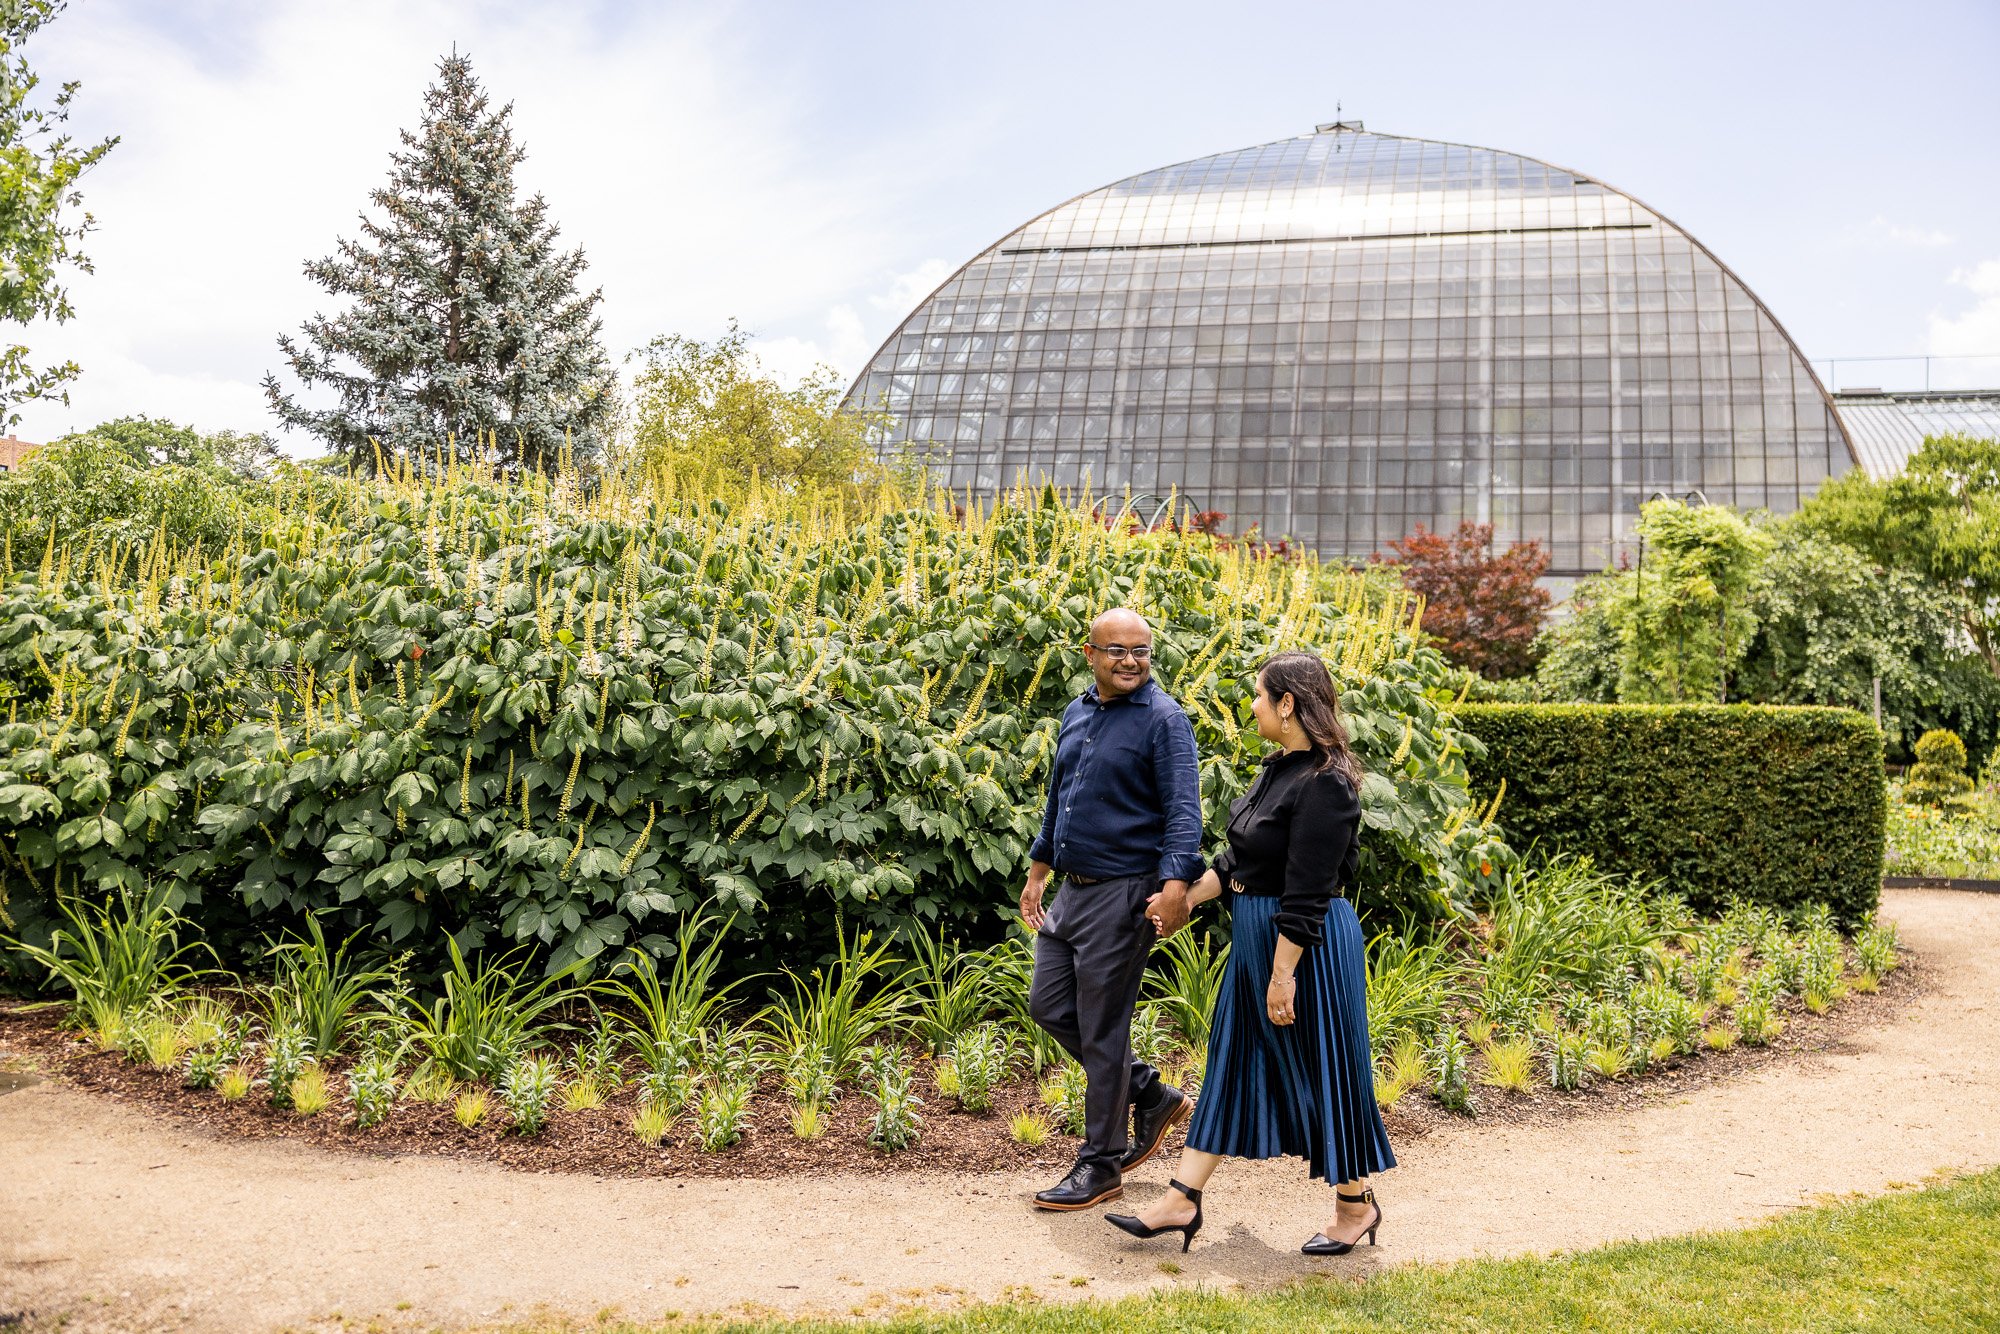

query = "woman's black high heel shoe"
[[1302, 1187, 1381, 1256], [1106, 1180, 1204, 1253]]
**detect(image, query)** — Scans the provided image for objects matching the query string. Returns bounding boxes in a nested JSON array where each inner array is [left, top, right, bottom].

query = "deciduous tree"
[[0, 0, 116, 428], [1374, 521, 1551, 679]]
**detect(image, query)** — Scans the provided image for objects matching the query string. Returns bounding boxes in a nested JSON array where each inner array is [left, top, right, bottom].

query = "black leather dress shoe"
[[1121, 1086, 1192, 1171], [1033, 1159, 1123, 1211]]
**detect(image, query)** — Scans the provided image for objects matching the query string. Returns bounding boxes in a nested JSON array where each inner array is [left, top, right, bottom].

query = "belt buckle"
[[1229, 878, 1247, 895]]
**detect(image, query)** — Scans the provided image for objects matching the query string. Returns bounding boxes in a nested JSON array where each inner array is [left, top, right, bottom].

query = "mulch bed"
[[0, 953, 1925, 1180]]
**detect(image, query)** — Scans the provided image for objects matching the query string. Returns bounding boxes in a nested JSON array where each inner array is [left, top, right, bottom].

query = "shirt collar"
[[1085, 678, 1156, 708]]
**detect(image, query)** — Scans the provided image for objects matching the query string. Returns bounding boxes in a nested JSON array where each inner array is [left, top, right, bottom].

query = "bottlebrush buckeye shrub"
[[0, 456, 1510, 980]]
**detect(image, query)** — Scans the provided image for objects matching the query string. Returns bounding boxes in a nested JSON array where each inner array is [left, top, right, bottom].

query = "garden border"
[[1882, 876, 2000, 895]]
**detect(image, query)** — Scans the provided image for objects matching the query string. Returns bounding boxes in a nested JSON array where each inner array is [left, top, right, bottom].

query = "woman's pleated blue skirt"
[[1183, 893, 1396, 1185]]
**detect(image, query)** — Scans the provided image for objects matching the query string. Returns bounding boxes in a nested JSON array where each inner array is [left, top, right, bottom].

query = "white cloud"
[[1926, 260, 2000, 388], [9, 1, 941, 448], [1838, 216, 1957, 250], [748, 257, 955, 390]]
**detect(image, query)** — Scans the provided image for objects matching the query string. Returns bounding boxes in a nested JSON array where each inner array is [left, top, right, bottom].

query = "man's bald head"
[[1090, 607, 1152, 643], [1084, 607, 1154, 698]]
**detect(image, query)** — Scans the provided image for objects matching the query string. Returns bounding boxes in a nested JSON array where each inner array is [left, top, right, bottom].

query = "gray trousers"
[[1029, 872, 1166, 1172]]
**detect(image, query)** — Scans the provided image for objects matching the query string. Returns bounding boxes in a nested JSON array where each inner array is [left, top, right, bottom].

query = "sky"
[[12, 0, 2000, 451]]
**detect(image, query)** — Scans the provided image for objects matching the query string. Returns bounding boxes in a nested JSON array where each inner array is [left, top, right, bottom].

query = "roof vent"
[[1315, 119, 1365, 133]]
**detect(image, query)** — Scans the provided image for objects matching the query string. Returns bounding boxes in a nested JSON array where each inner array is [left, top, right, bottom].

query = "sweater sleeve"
[[1275, 768, 1360, 949]]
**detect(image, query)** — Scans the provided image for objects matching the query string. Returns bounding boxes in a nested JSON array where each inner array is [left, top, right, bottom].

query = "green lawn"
[[502, 1169, 2000, 1333]]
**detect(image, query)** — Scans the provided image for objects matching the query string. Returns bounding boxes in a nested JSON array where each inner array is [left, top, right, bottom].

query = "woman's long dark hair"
[[1259, 651, 1365, 787]]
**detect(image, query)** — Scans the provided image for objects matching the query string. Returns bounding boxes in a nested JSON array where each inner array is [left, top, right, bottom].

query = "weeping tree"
[[263, 51, 615, 474]]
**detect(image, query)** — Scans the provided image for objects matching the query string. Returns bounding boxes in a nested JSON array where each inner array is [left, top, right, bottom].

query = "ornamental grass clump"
[[1008, 1110, 1051, 1146], [217, 1063, 254, 1101], [288, 1065, 331, 1117], [453, 1087, 489, 1128], [1479, 1036, 1534, 1093], [632, 1101, 671, 1147]]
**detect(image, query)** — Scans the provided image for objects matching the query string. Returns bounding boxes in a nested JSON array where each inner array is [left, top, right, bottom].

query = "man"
[[1021, 607, 1203, 1210]]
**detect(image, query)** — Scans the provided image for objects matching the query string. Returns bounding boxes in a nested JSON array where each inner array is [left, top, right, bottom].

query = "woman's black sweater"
[[1210, 748, 1361, 949]]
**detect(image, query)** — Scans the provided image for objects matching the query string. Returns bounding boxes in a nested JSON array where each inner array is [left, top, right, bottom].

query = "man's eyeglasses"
[[1087, 644, 1153, 662]]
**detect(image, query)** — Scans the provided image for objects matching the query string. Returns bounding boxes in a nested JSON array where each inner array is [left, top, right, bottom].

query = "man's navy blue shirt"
[[1028, 677, 1205, 883]]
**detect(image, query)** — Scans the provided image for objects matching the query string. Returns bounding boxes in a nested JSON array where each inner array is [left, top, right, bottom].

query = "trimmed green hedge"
[[1455, 704, 1885, 921]]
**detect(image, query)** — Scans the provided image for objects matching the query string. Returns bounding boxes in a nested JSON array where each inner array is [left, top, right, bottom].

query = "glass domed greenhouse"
[[846, 123, 1855, 576]]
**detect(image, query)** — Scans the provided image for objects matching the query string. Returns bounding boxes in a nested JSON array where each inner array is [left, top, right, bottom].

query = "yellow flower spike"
[[460, 748, 474, 814], [114, 695, 141, 758], [728, 792, 769, 843], [561, 803, 596, 874], [558, 747, 583, 819], [619, 803, 657, 875], [1482, 778, 1507, 826], [1390, 718, 1413, 767], [815, 743, 834, 803]]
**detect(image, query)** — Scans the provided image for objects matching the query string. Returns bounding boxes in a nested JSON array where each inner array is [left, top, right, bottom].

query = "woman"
[[1108, 650, 1394, 1255]]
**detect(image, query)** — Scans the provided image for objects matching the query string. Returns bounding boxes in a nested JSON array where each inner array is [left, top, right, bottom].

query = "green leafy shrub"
[[1904, 729, 1976, 809], [944, 1022, 1013, 1114], [0, 469, 1503, 985], [1456, 704, 1885, 921], [1430, 1025, 1475, 1115]]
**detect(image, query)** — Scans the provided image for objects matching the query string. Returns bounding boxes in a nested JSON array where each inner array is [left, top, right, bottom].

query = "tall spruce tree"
[[264, 52, 614, 472]]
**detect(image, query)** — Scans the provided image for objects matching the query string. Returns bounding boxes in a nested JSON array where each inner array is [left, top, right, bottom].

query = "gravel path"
[[3, 888, 1995, 1333]]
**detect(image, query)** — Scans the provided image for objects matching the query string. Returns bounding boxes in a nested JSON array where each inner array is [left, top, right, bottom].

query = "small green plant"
[[263, 1022, 314, 1109], [789, 1097, 827, 1140], [453, 1087, 489, 1128], [2, 885, 216, 1036], [1129, 1002, 1173, 1066], [863, 1045, 922, 1151], [1040, 1060, 1088, 1136], [568, 1013, 626, 1092], [348, 1050, 401, 1128], [779, 1037, 836, 1118], [1736, 993, 1782, 1046], [762, 928, 911, 1088], [401, 939, 584, 1084], [1147, 925, 1230, 1051], [499, 1053, 560, 1135], [1646, 1034, 1677, 1065], [1430, 1026, 1475, 1115], [946, 1022, 1013, 1114], [1008, 1109, 1051, 1146], [908, 926, 997, 1056], [264, 916, 391, 1059], [185, 1014, 250, 1090], [1583, 1043, 1627, 1079], [289, 1065, 331, 1116], [601, 914, 744, 1078], [561, 1074, 607, 1113], [131, 1006, 190, 1070], [1374, 1031, 1427, 1107], [632, 1101, 671, 1146], [1855, 917, 1900, 977], [1464, 1014, 1496, 1047], [696, 1074, 755, 1151], [1703, 1024, 1738, 1052], [1657, 991, 1703, 1056], [1905, 729, 1975, 808], [1547, 1029, 1588, 1090], [404, 1063, 458, 1105], [217, 1062, 254, 1101], [1479, 1036, 1534, 1093]]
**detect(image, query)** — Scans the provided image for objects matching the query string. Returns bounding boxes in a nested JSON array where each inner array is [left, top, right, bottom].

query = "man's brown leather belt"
[[1064, 872, 1109, 886]]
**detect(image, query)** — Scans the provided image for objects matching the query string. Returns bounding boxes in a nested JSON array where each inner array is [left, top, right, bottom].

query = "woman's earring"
[[1281, 715, 1290, 733]]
